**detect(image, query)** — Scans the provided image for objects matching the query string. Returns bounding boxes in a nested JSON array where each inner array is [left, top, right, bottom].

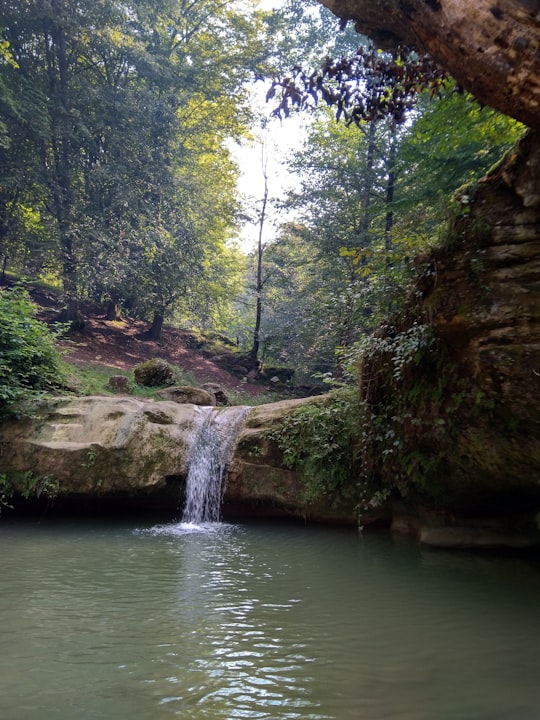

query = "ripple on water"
[[2, 521, 540, 720], [135, 520, 238, 536]]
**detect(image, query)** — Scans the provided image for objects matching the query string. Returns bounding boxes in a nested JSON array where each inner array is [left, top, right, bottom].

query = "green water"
[[1, 520, 539, 720]]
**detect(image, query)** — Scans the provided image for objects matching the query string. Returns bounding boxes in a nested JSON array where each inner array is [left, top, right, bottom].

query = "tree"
[[318, 0, 540, 129], [248, 145, 271, 364], [394, 84, 525, 234], [0, 0, 267, 336]]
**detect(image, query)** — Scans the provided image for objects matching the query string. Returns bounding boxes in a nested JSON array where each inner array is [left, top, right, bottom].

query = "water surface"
[[1, 520, 539, 719]]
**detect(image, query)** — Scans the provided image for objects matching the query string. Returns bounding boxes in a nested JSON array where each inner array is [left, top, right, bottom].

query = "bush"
[[269, 387, 362, 506], [0, 285, 65, 410]]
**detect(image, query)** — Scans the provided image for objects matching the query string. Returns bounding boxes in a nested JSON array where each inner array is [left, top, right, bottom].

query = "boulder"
[[108, 375, 129, 393], [201, 382, 231, 406], [133, 358, 175, 387], [157, 386, 216, 406]]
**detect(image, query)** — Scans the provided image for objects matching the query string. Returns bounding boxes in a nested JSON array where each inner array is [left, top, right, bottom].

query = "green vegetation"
[[0, 286, 66, 412], [269, 388, 362, 506], [0, 471, 58, 515]]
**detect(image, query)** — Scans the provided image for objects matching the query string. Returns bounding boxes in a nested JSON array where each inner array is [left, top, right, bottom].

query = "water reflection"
[[137, 522, 327, 718], [0, 521, 539, 720]]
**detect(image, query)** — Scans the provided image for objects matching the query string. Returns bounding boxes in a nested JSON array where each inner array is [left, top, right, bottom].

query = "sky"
[[232, 98, 309, 250], [228, 0, 312, 250]]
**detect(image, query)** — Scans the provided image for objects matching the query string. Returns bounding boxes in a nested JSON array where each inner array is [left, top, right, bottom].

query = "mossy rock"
[[133, 359, 175, 387]]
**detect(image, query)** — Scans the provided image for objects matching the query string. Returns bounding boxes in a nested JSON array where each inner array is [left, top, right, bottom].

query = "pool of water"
[[1, 519, 539, 720]]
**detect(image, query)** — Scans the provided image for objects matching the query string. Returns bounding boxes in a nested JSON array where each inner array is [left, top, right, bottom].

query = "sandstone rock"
[[200, 382, 231, 406], [362, 131, 540, 525], [157, 386, 216, 406], [0, 394, 357, 524], [225, 397, 357, 524], [0, 396, 196, 497], [108, 375, 129, 393]]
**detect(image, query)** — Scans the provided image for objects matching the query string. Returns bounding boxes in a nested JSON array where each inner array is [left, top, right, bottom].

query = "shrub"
[[269, 388, 362, 506], [0, 285, 65, 411]]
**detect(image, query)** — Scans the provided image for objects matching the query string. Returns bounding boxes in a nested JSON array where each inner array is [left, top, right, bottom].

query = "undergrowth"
[[62, 362, 199, 399], [0, 471, 59, 515], [356, 321, 490, 504], [268, 387, 363, 507], [0, 285, 67, 415]]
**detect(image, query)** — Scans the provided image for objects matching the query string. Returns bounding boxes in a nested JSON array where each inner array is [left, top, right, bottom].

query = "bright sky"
[[233, 100, 308, 250], [231, 0, 310, 250]]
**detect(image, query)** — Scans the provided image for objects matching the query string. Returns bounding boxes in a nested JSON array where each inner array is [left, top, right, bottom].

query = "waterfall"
[[181, 406, 250, 525]]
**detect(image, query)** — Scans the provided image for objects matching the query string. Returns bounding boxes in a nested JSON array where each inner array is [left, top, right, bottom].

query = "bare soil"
[[31, 288, 264, 396]]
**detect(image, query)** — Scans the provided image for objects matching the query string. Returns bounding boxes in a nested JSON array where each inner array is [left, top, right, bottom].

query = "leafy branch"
[[268, 46, 448, 126]]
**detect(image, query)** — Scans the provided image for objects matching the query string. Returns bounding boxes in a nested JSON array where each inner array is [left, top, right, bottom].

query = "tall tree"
[[0, 0, 267, 335], [249, 145, 270, 364]]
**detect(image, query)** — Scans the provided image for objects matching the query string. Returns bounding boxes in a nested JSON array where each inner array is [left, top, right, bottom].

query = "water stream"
[[181, 405, 249, 525]]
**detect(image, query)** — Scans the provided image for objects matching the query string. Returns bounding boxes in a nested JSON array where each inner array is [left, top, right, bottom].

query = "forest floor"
[[28, 285, 268, 398]]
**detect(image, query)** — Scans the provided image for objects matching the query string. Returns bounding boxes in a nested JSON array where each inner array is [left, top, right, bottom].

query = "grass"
[[62, 361, 197, 399], [60, 360, 293, 406]]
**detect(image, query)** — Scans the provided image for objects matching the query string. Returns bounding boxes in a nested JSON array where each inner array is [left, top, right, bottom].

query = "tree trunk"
[[105, 299, 122, 322], [1, 255, 8, 285], [143, 310, 165, 341], [249, 150, 270, 364], [384, 125, 397, 255], [45, 9, 84, 331], [319, 0, 540, 130], [357, 119, 376, 247]]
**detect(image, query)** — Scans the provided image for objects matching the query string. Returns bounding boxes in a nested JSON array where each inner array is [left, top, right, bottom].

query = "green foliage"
[[356, 322, 491, 503], [0, 474, 13, 514], [269, 389, 362, 506], [0, 471, 58, 516], [0, 286, 66, 411], [396, 85, 525, 233], [0, 0, 268, 328]]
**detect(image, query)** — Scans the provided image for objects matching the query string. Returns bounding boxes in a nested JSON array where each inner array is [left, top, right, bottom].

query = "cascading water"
[[181, 406, 250, 525]]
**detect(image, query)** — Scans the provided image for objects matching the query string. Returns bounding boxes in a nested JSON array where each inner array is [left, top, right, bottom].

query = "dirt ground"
[[30, 290, 263, 396], [64, 319, 264, 395]]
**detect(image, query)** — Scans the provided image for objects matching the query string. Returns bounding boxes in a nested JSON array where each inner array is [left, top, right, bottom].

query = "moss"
[[133, 359, 175, 387]]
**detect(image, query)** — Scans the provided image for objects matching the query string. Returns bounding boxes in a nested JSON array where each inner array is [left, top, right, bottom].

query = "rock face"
[[360, 130, 540, 546], [0, 396, 197, 509], [422, 131, 540, 505], [0, 394, 355, 522], [227, 398, 357, 524]]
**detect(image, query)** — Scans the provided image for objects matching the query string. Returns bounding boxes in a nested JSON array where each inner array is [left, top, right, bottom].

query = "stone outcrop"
[[419, 131, 540, 506], [360, 130, 540, 547], [0, 394, 356, 522], [227, 397, 356, 524], [0, 396, 197, 509]]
